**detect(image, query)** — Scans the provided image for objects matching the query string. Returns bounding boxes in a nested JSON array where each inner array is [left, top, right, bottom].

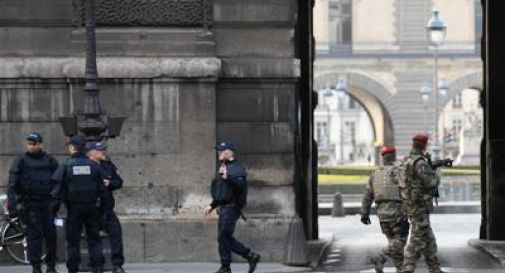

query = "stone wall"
[[0, 0, 301, 263]]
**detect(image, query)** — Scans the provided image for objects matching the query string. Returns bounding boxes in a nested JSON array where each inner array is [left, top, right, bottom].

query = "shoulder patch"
[[72, 165, 91, 175]]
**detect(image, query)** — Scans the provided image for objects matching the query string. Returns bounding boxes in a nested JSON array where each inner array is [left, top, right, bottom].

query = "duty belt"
[[222, 203, 247, 221]]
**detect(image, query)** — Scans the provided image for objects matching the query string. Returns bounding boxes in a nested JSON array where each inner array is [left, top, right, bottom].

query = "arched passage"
[[314, 72, 395, 163], [437, 71, 483, 164], [439, 71, 483, 110]]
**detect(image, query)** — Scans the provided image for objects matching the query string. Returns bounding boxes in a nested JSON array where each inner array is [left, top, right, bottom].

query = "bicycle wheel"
[[2, 219, 29, 264], [2, 219, 47, 265], [2, 221, 30, 264]]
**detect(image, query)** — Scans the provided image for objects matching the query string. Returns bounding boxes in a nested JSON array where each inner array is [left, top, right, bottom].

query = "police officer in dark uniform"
[[7, 132, 59, 273], [51, 134, 109, 273], [204, 142, 260, 273], [86, 141, 126, 273]]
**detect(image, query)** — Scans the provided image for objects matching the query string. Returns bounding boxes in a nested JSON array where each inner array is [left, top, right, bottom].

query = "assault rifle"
[[431, 158, 454, 170], [428, 158, 454, 206]]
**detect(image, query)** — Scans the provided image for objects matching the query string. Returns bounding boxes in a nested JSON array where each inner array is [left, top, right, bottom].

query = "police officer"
[[86, 141, 126, 273], [400, 135, 444, 273], [7, 132, 59, 273], [203, 142, 260, 273], [51, 134, 109, 273], [361, 146, 409, 273]]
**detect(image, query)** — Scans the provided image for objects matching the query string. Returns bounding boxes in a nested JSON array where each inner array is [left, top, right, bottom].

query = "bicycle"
[[0, 194, 46, 264]]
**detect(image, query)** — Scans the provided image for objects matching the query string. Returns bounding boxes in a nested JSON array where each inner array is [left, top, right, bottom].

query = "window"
[[452, 118, 463, 142], [317, 122, 329, 145], [328, 0, 352, 49], [475, 0, 483, 53], [337, 97, 345, 111], [316, 122, 323, 142], [452, 93, 463, 109], [348, 97, 356, 109], [346, 121, 356, 147]]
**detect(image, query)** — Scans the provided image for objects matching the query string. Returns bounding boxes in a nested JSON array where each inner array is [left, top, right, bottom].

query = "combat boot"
[[32, 265, 43, 273], [370, 257, 385, 273], [46, 265, 58, 273], [213, 266, 232, 273], [246, 252, 261, 273], [112, 266, 126, 273]]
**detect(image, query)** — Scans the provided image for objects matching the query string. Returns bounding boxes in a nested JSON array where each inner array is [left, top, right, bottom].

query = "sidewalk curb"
[[311, 235, 336, 269], [468, 239, 505, 268], [319, 203, 481, 215]]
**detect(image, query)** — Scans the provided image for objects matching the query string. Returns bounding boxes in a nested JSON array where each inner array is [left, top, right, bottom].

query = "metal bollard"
[[331, 192, 345, 217]]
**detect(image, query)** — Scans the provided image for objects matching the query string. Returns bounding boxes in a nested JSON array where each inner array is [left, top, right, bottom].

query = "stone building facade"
[[0, 0, 311, 262], [314, 0, 483, 158]]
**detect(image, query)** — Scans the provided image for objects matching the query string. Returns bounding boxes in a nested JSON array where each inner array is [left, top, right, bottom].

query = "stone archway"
[[314, 72, 395, 158], [436, 71, 483, 165], [439, 71, 483, 110]]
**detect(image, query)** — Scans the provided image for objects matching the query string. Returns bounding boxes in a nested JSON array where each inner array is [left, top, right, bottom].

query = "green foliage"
[[318, 165, 480, 185]]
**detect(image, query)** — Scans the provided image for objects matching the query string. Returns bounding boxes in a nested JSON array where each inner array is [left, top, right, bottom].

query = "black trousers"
[[21, 200, 57, 267], [103, 210, 124, 266], [66, 204, 104, 272], [218, 207, 250, 267]]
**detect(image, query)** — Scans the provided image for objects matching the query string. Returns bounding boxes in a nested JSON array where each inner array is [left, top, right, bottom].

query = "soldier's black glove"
[[361, 214, 371, 225], [7, 209, 18, 219]]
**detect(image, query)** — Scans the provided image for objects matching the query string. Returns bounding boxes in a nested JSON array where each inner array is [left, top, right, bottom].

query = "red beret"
[[413, 134, 429, 144], [381, 146, 396, 156]]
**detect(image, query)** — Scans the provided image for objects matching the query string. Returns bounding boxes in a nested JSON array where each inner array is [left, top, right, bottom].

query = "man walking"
[[400, 135, 444, 273], [204, 142, 260, 273], [87, 141, 126, 273], [7, 132, 59, 273], [361, 146, 409, 273], [51, 134, 109, 273]]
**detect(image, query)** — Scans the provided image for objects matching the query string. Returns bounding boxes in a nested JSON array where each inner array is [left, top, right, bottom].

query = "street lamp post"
[[321, 77, 348, 165], [420, 81, 432, 134], [60, 0, 126, 141], [439, 78, 450, 157], [335, 78, 348, 164], [322, 86, 333, 161], [81, 0, 106, 139], [426, 10, 447, 159]]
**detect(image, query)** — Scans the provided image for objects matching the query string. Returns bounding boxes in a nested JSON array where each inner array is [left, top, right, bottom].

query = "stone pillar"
[[484, 0, 505, 240]]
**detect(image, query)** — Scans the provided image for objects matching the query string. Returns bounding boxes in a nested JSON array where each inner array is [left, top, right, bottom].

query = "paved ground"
[[0, 262, 311, 273], [318, 213, 503, 273], [0, 214, 501, 273]]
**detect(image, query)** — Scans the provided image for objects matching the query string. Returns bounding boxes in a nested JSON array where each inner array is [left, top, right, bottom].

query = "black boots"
[[370, 257, 385, 273], [214, 266, 232, 273], [112, 266, 127, 273], [213, 251, 259, 273], [45, 265, 58, 273], [247, 252, 261, 273], [32, 265, 42, 273]]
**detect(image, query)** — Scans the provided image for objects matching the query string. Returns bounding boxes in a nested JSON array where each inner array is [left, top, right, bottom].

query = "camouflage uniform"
[[399, 150, 442, 273], [361, 162, 409, 272]]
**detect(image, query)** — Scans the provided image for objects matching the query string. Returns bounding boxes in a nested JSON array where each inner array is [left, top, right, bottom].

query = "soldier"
[[361, 146, 409, 273], [7, 132, 59, 273], [399, 134, 444, 273], [51, 134, 109, 273], [203, 142, 260, 273], [86, 141, 126, 273]]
